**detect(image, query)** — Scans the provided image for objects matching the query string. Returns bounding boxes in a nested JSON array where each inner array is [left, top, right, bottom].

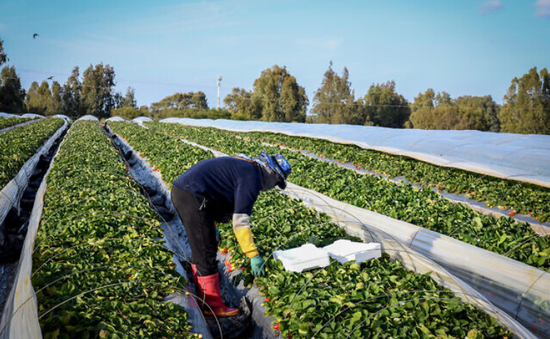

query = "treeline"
[[1, 35, 549, 134], [225, 62, 550, 135]]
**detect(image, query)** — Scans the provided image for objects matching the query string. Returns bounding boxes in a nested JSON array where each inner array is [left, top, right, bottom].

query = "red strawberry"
[[509, 212, 515, 217], [264, 297, 270, 302], [273, 323, 279, 330]]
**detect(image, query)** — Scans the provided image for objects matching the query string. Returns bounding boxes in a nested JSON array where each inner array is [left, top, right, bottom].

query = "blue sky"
[[1, 0, 549, 109]]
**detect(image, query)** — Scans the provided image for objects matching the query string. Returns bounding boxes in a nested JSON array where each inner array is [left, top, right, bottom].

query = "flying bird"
[[33, 33, 39, 39], [47, 76, 53, 80]]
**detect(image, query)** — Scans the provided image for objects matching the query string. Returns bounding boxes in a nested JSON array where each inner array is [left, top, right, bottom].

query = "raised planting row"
[[108, 121, 513, 339], [0, 116, 33, 130], [106, 121, 211, 189], [31, 120, 192, 339], [0, 118, 64, 190], [237, 129, 550, 223], [146, 122, 550, 272]]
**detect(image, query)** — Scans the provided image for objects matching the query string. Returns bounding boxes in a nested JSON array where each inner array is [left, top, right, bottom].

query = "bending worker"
[[171, 152, 291, 317]]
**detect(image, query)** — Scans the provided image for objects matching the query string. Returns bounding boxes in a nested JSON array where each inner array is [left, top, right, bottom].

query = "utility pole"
[[217, 74, 223, 109]]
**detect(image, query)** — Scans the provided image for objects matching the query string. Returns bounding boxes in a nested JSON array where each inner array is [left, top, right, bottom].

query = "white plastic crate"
[[323, 240, 381, 264], [273, 243, 330, 273]]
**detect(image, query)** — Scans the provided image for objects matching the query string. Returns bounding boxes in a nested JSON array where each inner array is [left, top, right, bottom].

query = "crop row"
[[0, 118, 64, 190], [237, 129, 550, 223], [0, 116, 33, 130], [32, 120, 192, 339], [147, 122, 550, 272], [108, 121, 512, 338]]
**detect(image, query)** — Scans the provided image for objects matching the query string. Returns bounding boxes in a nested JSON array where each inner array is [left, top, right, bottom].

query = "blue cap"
[[261, 152, 291, 188]]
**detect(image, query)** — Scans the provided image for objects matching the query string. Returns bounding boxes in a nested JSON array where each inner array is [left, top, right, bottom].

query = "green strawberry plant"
[[0, 116, 33, 130], [146, 122, 550, 272], [111, 121, 512, 338], [0, 118, 64, 190], [243, 130, 550, 223], [107, 121, 211, 189], [32, 120, 193, 339]]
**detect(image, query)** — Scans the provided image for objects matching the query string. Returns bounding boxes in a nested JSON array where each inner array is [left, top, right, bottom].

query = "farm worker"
[[171, 152, 292, 317]]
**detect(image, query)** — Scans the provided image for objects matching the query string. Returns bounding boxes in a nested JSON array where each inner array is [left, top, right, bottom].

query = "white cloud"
[[534, 0, 550, 18], [479, 1, 503, 15]]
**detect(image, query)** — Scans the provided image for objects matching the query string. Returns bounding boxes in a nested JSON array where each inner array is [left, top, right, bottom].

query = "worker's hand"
[[215, 227, 221, 247], [250, 256, 266, 277]]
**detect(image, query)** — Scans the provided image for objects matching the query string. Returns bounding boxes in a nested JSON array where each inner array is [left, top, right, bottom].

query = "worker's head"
[[252, 152, 292, 190]]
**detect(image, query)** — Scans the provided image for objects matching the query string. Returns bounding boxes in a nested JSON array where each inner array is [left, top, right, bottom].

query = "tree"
[[454, 95, 500, 132], [81, 63, 117, 118], [409, 91, 500, 131], [310, 62, 356, 124], [48, 81, 63, 115], [120, 86, 137, 108], [499, 67, 550, 135], [150, 91, 208, 114], [25, 81, 41, 113], [62, 66, 83, 118], [252, 65, 308, 122], [411, 88, 435, 112], [0, 66, 25, 113], [361, 81, 410, 128], [0, 36, 7, 67], [110, 107, 142, 119], [191, 91, 208, 109], [224, 87, 261, 119], [25, 81, 51, 113], [435, 91, 452, 106]]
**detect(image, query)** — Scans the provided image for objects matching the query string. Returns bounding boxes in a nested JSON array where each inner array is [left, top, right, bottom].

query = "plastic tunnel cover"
[[161, 118, 550, 188]]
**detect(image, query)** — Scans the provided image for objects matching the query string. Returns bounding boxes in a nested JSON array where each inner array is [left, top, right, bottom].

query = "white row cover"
[[76, 115, 98, 121], [161, 118, 550, 188], [132, 117, 153, 123], [21, 114, 44, 119], [105, 116, 126, 122], [52, 114, 72, 122], [0, 113, 18, 118]]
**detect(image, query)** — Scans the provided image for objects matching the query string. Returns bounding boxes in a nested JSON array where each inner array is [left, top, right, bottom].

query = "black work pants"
[[171, 185, 218, 277]]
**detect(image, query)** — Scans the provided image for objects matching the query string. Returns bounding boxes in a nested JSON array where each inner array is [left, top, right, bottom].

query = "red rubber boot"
[[195, 273, 239, 317], [191, 264, 203, 301]]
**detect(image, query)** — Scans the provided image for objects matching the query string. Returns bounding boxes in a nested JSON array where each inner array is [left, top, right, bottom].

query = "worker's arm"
[[233, 213, 259, 258], [232, 171, 261, 258]]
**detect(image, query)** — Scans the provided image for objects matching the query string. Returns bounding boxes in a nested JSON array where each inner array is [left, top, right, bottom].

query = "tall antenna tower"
[[217, 74, 223, 109]]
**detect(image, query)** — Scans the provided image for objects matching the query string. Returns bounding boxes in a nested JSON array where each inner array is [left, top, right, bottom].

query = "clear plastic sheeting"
[[0, 175, 46, 339], [77, 115, 98, 121], [52, 114, 72, 122], [0, 113, 18, 118], [187, 139, 539, 338], [21, 114, 43, 119], [162, 118, 550, 188], [132, 117, 153, 123], [105, 116, 125, 122]]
